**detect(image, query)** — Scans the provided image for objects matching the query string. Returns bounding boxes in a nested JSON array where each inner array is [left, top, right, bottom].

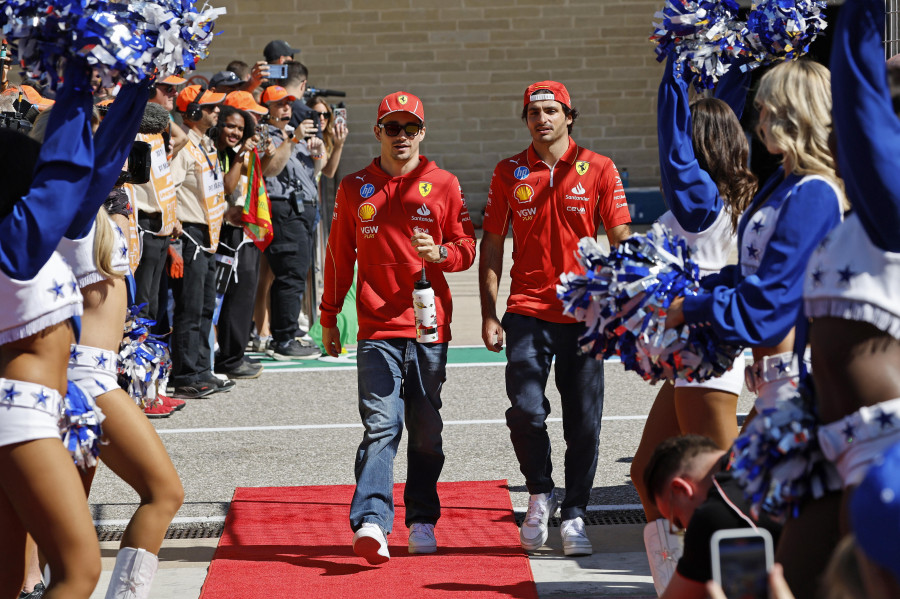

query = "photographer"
[[307, 95, 348, 179], [259, 85, 323, 359]]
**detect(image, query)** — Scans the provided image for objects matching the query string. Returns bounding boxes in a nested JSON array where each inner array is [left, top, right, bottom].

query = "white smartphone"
[[333, 107, 347, 128], [710, 528, 774, 599]]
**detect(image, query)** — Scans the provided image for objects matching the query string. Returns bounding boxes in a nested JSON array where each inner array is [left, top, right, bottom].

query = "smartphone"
[[710, 528, 773, 599], [333, 106, 347, 128], [268, 63, 288, 80]]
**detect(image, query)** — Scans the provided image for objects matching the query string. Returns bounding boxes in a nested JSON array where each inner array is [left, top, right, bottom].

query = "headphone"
[[184, 86, 208, 122]]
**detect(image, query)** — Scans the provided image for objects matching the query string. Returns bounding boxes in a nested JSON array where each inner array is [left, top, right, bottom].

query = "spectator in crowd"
[[479, 81, 631, 557], [149, 74, 188, 156], [208, 70, 244, 95], [228, 59, 270, 99], [307, 95, 348, 179], [211, 103, 268, 379], [259, 85, 324, 359], [263, 39, 300, 65], [319, 90, 476, 564], [644, 435, 783, 599], [283, 61, 319, 131], [169, 85, 231, 397]]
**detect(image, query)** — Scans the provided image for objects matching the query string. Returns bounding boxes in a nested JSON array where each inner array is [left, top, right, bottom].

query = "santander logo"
[[566, 181, 589, 201], [417, 204, 431, 216], [571, 182, 585, 195]]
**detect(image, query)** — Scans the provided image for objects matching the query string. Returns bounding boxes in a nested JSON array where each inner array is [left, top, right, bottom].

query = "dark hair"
[[690, 98, 758, 233], [210, 105, 254, 149], [285, 60, 308, 87], [889, 63, 900, 118], [226, 60, 250, 80], [643, 435, 721, 506], [0, 129, 41, 220], [521, 102, 579, 134]]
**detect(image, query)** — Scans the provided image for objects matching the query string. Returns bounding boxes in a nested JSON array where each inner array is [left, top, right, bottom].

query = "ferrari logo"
[[576, 161, 590, 176], [398, 95, 408, 105], [419, 182, 432, 197]]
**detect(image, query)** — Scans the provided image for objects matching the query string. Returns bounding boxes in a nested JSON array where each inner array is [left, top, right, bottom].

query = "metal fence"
[[888, 0, 900, 58]]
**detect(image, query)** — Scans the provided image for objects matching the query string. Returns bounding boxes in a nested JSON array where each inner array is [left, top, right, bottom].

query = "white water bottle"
[[413, 269, 439, 343]]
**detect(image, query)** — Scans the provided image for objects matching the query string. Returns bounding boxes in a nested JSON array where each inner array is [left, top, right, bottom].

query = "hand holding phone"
[[710, 528, 774, 599]]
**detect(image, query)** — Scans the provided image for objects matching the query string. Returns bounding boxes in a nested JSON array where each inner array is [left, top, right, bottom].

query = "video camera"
[[302, 86, 346, 102], [0, 111, 32, 134]]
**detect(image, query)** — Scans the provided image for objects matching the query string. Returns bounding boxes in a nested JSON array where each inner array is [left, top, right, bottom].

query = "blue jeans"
[[502, 312, 604, 521], [349, 339, 447, 534]]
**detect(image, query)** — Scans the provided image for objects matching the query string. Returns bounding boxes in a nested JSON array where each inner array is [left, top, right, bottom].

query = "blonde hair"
[[824, 536, 866, 599], [93, 207, 126, 280], [755, 60, 848, 210]]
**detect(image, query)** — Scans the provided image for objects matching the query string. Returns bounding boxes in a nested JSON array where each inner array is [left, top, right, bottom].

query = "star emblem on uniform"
[[842, 422, 855, 442], [95, 354, 108, 368], [876, 410, 895, 429], [49, 280, 65, 298], [818, 236, 831, 251], [71, 281, 79, 293], [810, 268, 825, 287], [774, 359, 789, 374], [837, 265, 857, 285], [751, 220, 765, 234], [33, 389, 50, 407], [2, 385, 21, 404], [70, 346, 83, 361], [120, 245, 129, 258], [746, 244, 759, 259], [94, 379, 107, 392]]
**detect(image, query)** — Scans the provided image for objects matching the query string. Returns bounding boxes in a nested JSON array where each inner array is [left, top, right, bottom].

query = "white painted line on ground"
[[511, 504, 645, 513], [95, 515, 227, 527], [156, 414, 749, 435]]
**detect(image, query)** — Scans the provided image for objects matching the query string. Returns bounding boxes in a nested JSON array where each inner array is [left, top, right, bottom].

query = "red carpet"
[[200, 480, 538, 599]]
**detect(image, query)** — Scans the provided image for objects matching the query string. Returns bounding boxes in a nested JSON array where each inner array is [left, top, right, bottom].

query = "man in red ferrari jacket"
[[319, 91, 476, 565]]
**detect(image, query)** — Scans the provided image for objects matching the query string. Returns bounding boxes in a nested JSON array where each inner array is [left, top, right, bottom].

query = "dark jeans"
[[133, 213, 170, 322], [215, 224, 260, 372], [264, 199, 315, 343], [502, 312, 604, 521], [349, 339, 447, 534], [170, 223, 216, 386]]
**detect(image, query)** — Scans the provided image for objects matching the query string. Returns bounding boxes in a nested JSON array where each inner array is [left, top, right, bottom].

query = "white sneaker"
[[408, 523, 437, 554], [520, 491, 558, 551], [561, 517, 593, 556], [352, 522, 390, 565]]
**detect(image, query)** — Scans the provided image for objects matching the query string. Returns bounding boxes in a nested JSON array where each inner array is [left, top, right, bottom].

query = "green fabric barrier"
[[308, 267, 358, 352]]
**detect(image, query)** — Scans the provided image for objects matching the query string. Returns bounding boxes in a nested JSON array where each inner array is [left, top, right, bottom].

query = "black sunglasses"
[[315, 111, 330, 119], [378, 122, 422, 137]]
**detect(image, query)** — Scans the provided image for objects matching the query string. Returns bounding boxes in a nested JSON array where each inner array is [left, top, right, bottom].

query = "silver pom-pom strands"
[[558, 223, 743, 384]]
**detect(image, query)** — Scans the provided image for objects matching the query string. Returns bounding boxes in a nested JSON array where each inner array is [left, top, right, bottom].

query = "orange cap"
[[176, 85, 226, 113], [260, 86, 297, 105], [377, 91, 424, 124], [223, 91, 267, 116], [160, 74, 187, 85], [1, 85, 54, 110]]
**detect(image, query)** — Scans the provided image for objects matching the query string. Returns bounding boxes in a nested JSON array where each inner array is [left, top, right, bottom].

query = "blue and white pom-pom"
[[730, 382, 841, 522], [742, 0, 828, 67], [118, 305, 171, 408], [62, 381, 104, 470], [651, 0, 749, 90], [0, 0, 226, 83], [558, 223, 743, 383]]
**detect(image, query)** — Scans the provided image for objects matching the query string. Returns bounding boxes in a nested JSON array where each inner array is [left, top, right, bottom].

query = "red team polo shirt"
[[483, 137, 631, 323], [320, 156, 477, 342]]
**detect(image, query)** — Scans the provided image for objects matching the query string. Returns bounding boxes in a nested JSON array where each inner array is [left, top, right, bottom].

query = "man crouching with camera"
[[260, 85, 325, 359]]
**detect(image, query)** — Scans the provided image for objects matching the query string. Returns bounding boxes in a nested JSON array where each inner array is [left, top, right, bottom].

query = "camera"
[[302, 86, 347, 102], [116, 141, 152, 185], [0, 112, 32, 133]]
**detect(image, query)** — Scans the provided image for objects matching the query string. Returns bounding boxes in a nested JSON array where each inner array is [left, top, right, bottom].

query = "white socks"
[[643, 519, 683, 596], [104, 547, 159, 599]]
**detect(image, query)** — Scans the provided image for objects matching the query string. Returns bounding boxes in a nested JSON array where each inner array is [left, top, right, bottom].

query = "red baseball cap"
[[523, 81, 571, 109], [175, 85, 225, 113], [260, 86, 297, 104], [224, 91, 268, 116], [377, 91, 424, 124]]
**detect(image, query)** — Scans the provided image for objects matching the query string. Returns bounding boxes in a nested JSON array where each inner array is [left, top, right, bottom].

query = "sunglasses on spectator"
[[315, 111, 330, 119], [157, 84, 177, 95], [378, 122, 422, 137]]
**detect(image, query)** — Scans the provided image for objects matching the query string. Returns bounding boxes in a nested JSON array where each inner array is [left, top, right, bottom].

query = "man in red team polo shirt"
[[479, 81, 631, 557], [319, 91, 476, 564]]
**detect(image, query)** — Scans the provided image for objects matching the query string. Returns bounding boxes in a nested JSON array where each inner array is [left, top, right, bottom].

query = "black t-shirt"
[[676, 456, 783, 583]]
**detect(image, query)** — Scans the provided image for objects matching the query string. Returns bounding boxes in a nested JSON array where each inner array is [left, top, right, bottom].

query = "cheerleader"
[[807, 0, 900, 500], [631, 55, 757, 595], [0, 60, 145, 599], [664, 59, 846, 599]]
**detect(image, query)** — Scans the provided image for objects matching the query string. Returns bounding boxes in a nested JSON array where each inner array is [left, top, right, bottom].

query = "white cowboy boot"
[[104, 547, 159, 599]]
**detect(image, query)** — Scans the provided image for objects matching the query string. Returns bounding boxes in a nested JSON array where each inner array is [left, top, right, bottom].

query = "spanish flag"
[[242, 149, 274, 251]]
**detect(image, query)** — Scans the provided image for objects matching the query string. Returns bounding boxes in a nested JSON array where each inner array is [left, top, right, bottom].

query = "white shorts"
[[0, 378, 64, 447], [68, 344, 119, 400], [674, 354, 745, 395], [818, 397, 900, 486]]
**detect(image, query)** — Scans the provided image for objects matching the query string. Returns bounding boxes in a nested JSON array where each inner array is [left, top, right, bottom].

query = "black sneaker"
[[171, 382, 216, 399], [204, 375, 236, 393], [268, 339, 320, 361], [20, 582, 45, 599], [219, 359, 264, 380]]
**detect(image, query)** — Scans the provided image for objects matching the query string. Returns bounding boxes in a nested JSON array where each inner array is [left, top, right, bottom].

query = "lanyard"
[[192, 139, 220, 180]]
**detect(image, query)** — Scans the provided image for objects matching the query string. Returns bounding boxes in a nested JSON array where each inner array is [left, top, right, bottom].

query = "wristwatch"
[[436, 245, 448, 263]]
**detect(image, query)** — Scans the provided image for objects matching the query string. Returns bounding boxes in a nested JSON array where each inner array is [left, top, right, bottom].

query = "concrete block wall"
[[205, 0, 664, 224]]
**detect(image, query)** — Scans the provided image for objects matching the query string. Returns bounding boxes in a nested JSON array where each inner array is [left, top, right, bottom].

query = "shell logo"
[[398, 95, 408, 105], [358, 203, 377, 222], [514, 183, 535, 204]]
